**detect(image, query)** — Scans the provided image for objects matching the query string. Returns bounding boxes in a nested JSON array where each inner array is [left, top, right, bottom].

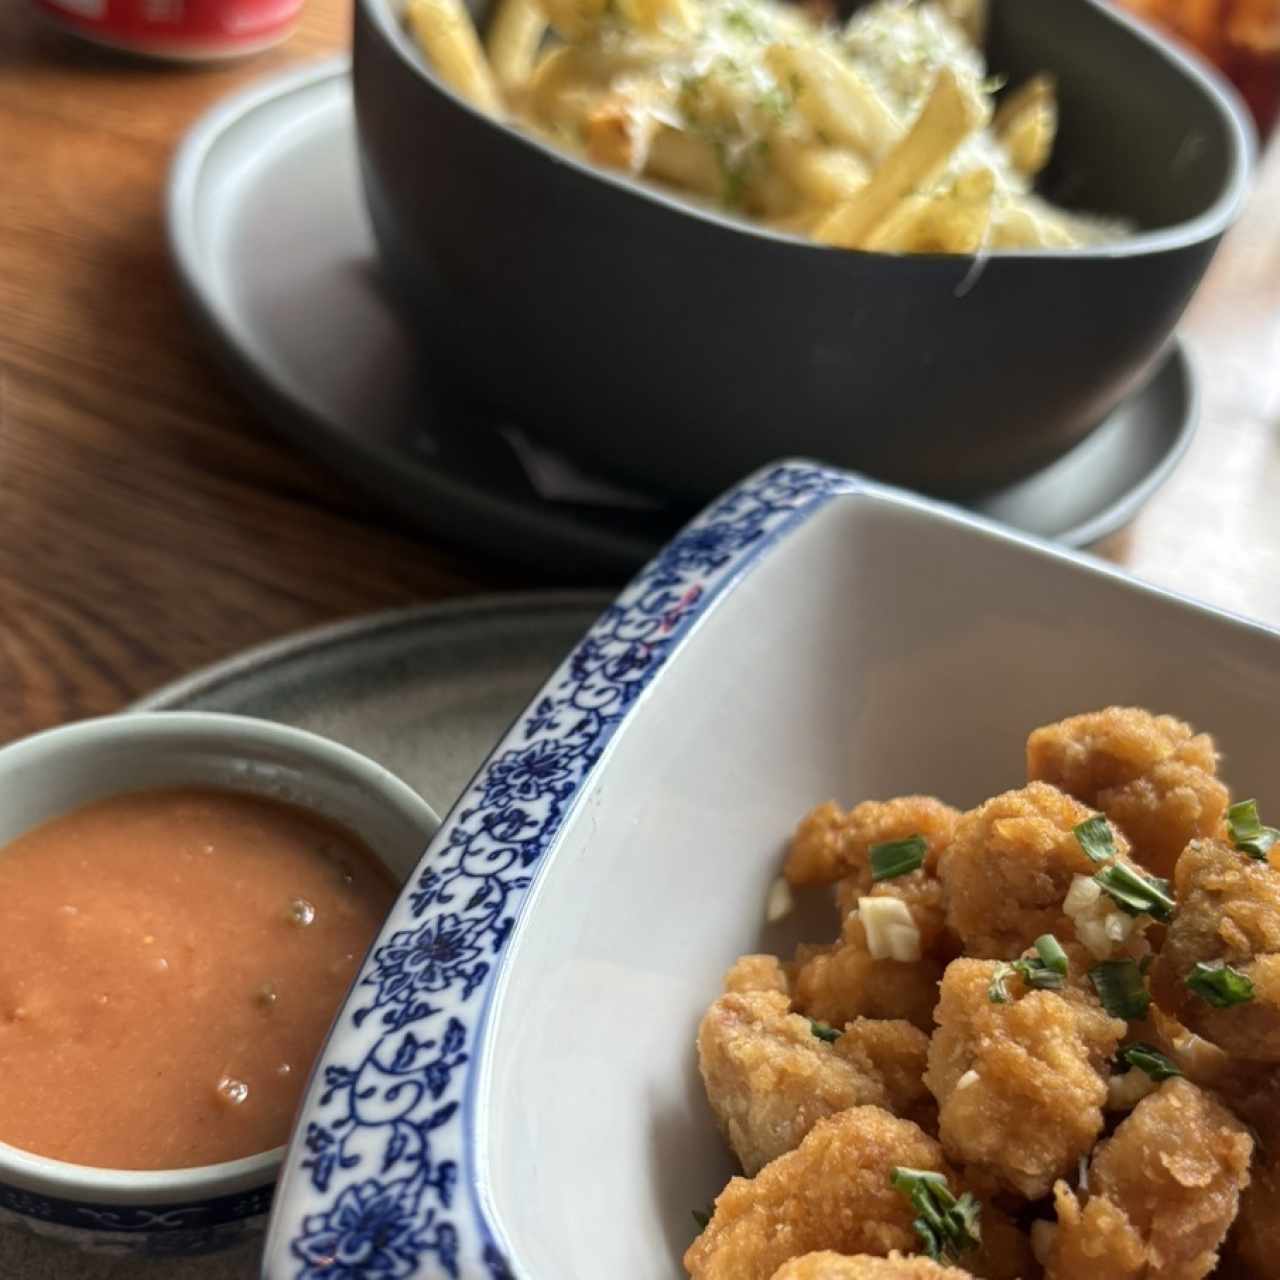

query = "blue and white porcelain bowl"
[[264, 462, 1280, 1279], [0, 712, 439, 1258]]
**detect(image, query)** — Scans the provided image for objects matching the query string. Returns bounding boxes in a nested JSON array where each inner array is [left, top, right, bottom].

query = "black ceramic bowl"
[[353, 0, 1253, 501]]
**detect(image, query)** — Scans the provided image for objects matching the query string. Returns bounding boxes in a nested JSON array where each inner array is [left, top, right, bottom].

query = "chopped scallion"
[[989, 934, 1070, 1003], [1034, 933, 1070, 976], [1074, 814, 1117, 864], [1117, 1042, 1182, 1081], [1227, 799, 1280, 860], [1089, 959, 1151, 1020], [870, 834, 927, 883], [1094, 863, 1175, 922], [809, 1019, 841, 1043], [890, 1167, 982, 1262], [1186, 961, 1255, 1008]]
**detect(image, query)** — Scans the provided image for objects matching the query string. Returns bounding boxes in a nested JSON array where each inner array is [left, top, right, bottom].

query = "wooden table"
[[0, 7, 1277, 1272]]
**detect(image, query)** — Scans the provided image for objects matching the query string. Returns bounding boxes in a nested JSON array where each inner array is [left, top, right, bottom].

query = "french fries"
[[485, 0, 547, 89], [993, 73, 1058, 176], [406, 0, 505, 117], [764, 43, 901, 160], [813, 68, 989, 250], [403, 0, 1120, 254], [864, 166, 994, 253], [939, 0, 987, 46]]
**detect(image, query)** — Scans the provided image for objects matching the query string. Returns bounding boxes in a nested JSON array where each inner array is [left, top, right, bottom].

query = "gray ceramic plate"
[[133, 593, 610, 814], [168, 58, 1199, 578]]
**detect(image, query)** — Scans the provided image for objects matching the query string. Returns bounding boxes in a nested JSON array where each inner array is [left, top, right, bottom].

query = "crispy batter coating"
[[835, 871, 954, 958], [785, 797, 960, 887], [1151, 838, 1280, 1061], [726, 954, 792, 996], [1027, 707, 1227, 879], [834, 1018, 931, 1124], [791, 911, 944, 1032], [941, 782, 1134, 959], [697, 992, 903, 1174], [1219, 1070, 1280, 1277], [1047, 1079, 1252, 1280], [925, 957, 1124, 1199], [769, 1253, 974, 1280], [684, 1107, 946, 1280]]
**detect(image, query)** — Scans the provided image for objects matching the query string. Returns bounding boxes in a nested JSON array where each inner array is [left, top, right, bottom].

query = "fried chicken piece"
[[833, 1018, 931, 1124], [726, 954, 791, 997], [785, 797, 959, 888], [1027, 707, 1228, 879], [791, 909, 944, 1032], [698, 992, 910, 1174], [684, 1107, 945, 1280], [769, 1253, 974, 1280], [1218, 1068, 1280, 1277], [925, 956, 1124, 1199], [1151, 837, 1280, 1061], [1047, 1078, 1252, 1280], [834, 871, 954, 959], [941, 782, 1139, 960]]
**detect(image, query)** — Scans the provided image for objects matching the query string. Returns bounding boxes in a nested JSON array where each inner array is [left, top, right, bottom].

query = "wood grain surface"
[[0, 0, 1277, 1275]]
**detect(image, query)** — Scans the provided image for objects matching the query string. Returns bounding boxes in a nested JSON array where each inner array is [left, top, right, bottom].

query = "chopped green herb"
[[1094, 863, 1175, 922], [723, 5, 762, 36], [1117, 1042, 1183, 1081], [1034, 933, 1070, 976], [691, 1207, 712, 1230], [890, 1167, 982, 1262], [988, 934, 1070, 1003], [1074, 815, 1117, 864], [1186, 961, 1255, 1008], [1089, 959, 1151, 1020], [1227, 799, 1279, 860], [756, 86, 792, 121], [810, 1019, 841, 1043], [870, 834, 927, 883]]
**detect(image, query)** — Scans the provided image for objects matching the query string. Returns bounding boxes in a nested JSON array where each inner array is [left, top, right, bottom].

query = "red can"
[[33, 0, 302, 59]]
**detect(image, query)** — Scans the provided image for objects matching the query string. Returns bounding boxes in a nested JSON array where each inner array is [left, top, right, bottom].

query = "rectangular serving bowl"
[[263, 462, 1280, 1279]]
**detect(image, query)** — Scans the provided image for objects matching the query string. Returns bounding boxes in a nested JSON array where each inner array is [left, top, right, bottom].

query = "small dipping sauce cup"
[[0, 712, 438, 1257]]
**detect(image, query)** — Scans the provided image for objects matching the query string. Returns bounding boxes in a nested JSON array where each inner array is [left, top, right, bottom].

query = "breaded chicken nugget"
[[726, 954, 791, 996], [834, 871, 954, 959], [925, 957, 1124, 1199], [785, 797, 959, 887], [1027, 707, 1227, 879], [698, 991, 903, 1174], [834, 1018, 931, 1124], [941, 782, 1139, 960], [1047, 1078, 1252, 1280], [791, 910, 944, 1032], [1222, 1071, 1280, 1278], [684, 1107, 946, 1280], [1151, 838, 1280, 1061], [769, 1252, 974, 1279]]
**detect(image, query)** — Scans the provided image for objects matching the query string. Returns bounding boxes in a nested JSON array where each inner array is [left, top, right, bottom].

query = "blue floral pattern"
[[277, 463, 855, 1278]]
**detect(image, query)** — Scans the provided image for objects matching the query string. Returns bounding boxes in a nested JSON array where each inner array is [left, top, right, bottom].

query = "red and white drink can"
[[33, 0, 302, 60]]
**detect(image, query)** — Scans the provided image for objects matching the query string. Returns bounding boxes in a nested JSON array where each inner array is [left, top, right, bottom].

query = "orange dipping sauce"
[[0, 788, 397, 1171]]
